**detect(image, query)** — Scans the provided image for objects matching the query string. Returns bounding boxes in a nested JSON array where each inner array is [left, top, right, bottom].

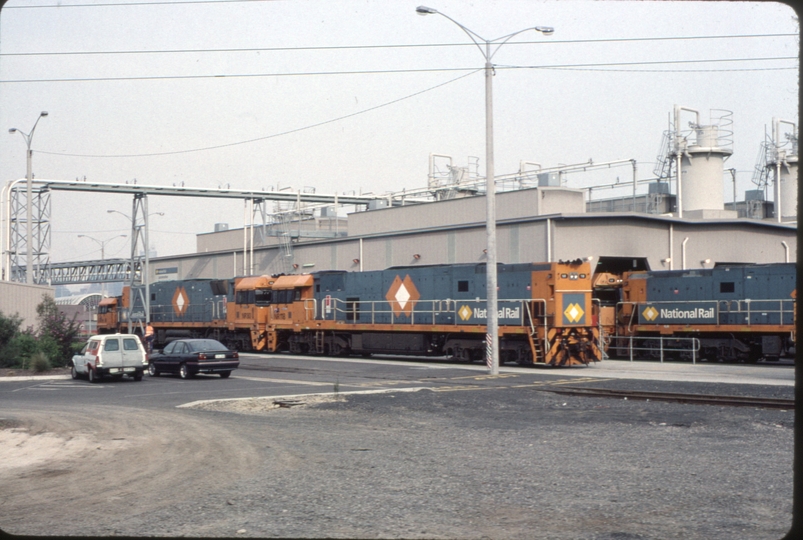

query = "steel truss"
[[47, 258, 140, 285], [2, 179, 51, 283]]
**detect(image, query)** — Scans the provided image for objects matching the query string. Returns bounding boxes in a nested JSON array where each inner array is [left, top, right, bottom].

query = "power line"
[[2, 0, 266, 7], [0, 66, 474, 83], [36, 69, 481, 158], [2, 56, 796, 84], [504, 55, 798, 73], [0, 33, 796, 57]]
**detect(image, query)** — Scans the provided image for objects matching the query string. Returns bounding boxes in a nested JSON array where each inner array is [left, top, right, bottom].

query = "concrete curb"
[[0, 375, 72, 382]]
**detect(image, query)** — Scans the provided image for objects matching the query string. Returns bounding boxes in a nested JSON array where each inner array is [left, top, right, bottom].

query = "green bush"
[[0, 310, 22, 348], [37, 335, 62, 366], [36, 295, 81, 368], [0, 333, 38, 369], [30, 352, 51, 372], [0, 333, 69, 370], [0, 341, 22, 368]]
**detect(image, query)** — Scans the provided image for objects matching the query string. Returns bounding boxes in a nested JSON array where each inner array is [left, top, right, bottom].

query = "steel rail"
[[537, 386, 794, 409]]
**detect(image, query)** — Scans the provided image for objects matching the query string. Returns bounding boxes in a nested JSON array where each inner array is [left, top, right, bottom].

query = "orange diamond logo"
[[385, 275, 420, 317], [564, 303, 584, 323], [642, 306, 659, 321], [172, 286, 189, 317], [458, 305, 473, 321]]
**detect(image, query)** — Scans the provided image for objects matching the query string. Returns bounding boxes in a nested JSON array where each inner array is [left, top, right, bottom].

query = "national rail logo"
[[642, 306, 659, 321], [458, 305, 473, 321], [563, 303, 585, 323], [172, 286, 189, 317], [385, 275, 420, 317]]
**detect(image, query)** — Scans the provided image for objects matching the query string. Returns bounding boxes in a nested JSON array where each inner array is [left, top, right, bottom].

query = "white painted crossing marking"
[[233, 376, 334, 386]]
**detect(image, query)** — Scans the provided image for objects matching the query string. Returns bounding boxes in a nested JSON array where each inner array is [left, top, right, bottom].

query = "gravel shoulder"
[[1, 384, 792, 539]]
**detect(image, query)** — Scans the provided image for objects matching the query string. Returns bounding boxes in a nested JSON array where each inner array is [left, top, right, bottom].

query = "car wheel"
[[88, 368, 98, 384], [179, 363, 193, 379], [219, 371, 231, 378], [71, 365, 79, 380], [148, 363, 159, 377]]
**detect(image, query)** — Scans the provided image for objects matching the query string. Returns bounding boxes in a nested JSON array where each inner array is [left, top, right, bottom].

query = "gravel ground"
[[1, 384, 793, 539]]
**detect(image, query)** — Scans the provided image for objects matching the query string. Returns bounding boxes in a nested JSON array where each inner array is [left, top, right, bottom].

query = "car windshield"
[[187, 340, 227, 353]]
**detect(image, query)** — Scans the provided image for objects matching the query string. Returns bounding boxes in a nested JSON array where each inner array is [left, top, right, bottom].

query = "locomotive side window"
[[255, 289, 272, 306], [273, 289, 298, 304], [457, 280, 469, 292], [236, 290, 256, 304], [720, 282, 735, 293]]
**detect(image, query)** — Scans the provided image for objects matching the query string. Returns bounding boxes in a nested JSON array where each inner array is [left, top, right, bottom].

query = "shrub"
[[0, 333, 39, 369], [0, 310, 22, 348], [36, 295, 81, 367], [30, 352, 51, 372], [0, 340, 22, 368]]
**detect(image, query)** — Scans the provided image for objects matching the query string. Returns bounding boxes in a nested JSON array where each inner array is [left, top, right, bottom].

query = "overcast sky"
[[0, 0, 798, 264]]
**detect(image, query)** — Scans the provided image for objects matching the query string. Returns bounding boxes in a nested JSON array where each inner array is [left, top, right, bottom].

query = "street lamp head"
[[40, 111, 48, 117], [416, 5, 437, 15], [8, 128, 16, 134], [535, 26, 554, 36]]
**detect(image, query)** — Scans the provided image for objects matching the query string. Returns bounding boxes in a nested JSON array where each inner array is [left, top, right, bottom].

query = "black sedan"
[[148, 339, 239, 379]]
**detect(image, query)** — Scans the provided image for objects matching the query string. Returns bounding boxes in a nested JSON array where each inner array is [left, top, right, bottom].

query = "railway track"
[[538, 386, 795, 410]]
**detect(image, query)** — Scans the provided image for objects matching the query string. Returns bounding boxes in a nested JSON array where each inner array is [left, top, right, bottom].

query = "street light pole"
[[9, 111, 48, 284], [416, 6, 553, 374], [77, 233, 127, 295]]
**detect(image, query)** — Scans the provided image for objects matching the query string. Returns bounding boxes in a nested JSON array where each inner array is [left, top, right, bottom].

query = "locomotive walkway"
[[561, 358, 794, 387]]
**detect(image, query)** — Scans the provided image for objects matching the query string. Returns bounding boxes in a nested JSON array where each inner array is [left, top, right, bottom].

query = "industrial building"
[[0, 106, 798, 297]]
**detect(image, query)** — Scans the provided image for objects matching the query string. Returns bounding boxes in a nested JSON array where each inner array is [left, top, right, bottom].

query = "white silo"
[[770, 118, 798, 221], [674, 106, 733, 217]]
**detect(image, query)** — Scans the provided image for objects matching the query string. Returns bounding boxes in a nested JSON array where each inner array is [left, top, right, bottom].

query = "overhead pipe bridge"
[[1, 178, 379, 287]]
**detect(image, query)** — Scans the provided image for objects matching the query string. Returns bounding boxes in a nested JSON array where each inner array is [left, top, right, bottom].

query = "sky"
[[0, 0, 798, 264]]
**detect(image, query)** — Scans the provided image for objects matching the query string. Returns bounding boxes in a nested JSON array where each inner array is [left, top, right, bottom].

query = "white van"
[[71, 334, 149, 383]]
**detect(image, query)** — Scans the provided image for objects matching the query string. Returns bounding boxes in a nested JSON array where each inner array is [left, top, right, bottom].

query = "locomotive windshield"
[[255, 289, 272, 306]]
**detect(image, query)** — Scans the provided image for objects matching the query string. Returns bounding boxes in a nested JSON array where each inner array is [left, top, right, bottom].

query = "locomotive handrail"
[[617, 301, 639, 334], [145, 302, 228, 324], [618, 298, 794, 330], [614, 335, 701, 364], [591, 298, 608, 359], [717, 298, 794, 327], [316, 296, 551, 329], [303, 298, 317, 321], [524, 299, 550, 359]]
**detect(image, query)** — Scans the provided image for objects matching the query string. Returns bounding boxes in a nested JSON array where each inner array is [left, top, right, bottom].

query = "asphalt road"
[[0, 354, 794, 539]]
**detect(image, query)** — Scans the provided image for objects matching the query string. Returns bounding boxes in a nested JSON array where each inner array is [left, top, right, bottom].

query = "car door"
[[122, 336, 144, 370], [172, 342, 189, 369], [157, 341, 178, 373], [102, 337, 124, 372], [73, 342, 91, 374]]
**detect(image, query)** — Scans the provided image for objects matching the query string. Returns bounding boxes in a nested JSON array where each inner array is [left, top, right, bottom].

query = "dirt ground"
[[0, 404, 264, 537]]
